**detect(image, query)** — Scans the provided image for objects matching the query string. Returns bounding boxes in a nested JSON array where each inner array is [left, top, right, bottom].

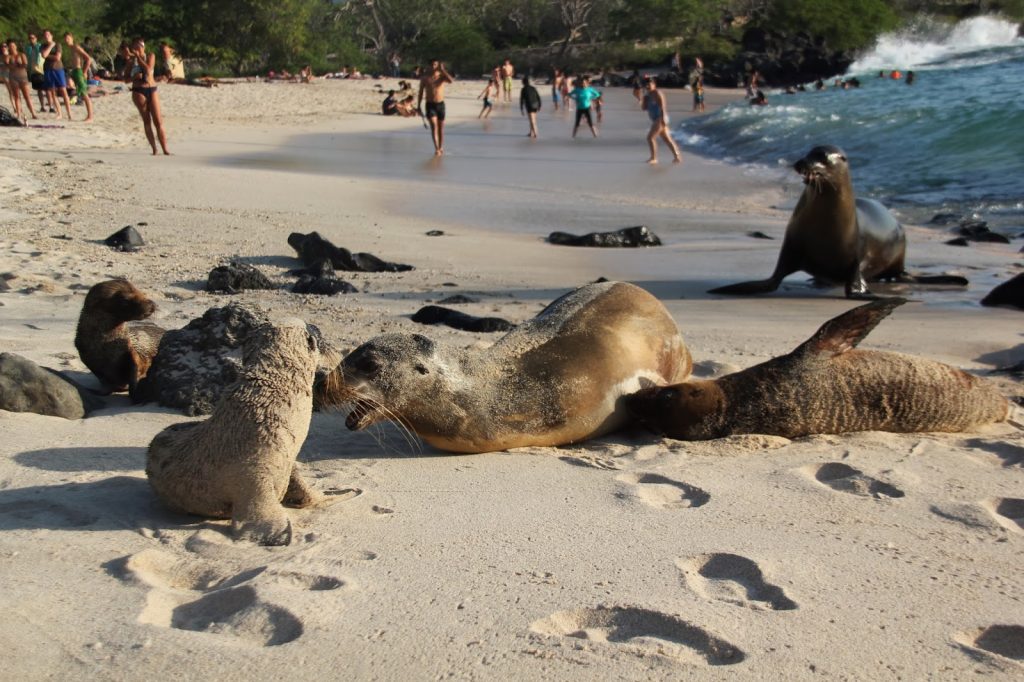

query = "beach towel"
[[0, 105, 25, 127]]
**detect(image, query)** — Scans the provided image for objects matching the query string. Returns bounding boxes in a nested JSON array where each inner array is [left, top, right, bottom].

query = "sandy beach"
[[1, 77, 1022, 679]]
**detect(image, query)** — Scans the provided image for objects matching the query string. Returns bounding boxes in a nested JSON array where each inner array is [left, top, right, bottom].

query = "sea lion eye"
[[414, 364, 429, 375], [352, 355, 380, 376], [307, 334, 317, 352]]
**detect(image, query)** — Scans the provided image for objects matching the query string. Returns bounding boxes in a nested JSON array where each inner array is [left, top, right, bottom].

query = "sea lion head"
[[625, 381, 724, 440], [84, 279, 157, 322], [241, 322, 319, 371], [339, 333, 444, 431], [794, 145, 849, 194]]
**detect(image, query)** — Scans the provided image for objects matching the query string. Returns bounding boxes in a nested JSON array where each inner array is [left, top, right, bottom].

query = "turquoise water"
[[676, 16, 1024, 230]]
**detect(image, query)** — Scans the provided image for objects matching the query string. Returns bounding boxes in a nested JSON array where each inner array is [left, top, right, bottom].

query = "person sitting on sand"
[[299, 65, 314, 83], [382, 89, 398, 115], [396, 95, 416, 117], [156, 42, 185, 82]]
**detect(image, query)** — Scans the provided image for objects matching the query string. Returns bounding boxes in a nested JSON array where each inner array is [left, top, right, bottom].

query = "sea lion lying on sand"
[[626, 298, 1008, 440], [146, 323, 322, 545], [708, 145, 968, 299], [322, 281, 692, 453], [75, 279, 165, 399]]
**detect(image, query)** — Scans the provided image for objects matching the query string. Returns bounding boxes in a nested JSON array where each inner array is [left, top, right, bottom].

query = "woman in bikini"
[[129, 37, 169, 155], [4, 41, 37, 120], [1, 42, 12, 113]]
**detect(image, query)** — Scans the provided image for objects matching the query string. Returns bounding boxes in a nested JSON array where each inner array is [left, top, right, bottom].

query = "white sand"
[[1, 78, 1022, 679]]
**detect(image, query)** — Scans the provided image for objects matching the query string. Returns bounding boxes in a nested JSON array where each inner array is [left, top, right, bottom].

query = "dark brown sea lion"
[[708, 145, 968, 299], [626, 298, 1009, 440], [74, 279, 165, 399], [323, 281, 692, 453], [146, 323, 322, 546]]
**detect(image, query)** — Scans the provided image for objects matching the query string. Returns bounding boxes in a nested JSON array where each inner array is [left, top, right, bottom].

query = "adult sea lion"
[[75, 279, 165, 399], [708, 145, 968, 299], [146, 323, 322, 546], [325, 281, 691, 453], [626, 298, 1009, 440]]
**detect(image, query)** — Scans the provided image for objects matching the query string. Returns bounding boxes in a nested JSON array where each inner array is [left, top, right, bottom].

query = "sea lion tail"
[[708, 279, 780, 295], [796, 298, 907, 357], [897, 273, 969, 287]]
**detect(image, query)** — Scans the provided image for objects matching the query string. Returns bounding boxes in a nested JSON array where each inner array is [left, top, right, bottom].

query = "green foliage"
[[760, 0, 900, 52], [413, 20, 493, 77]]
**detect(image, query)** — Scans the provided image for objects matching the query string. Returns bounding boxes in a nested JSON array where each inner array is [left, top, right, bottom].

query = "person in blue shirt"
[[569, 75, 600, 138]]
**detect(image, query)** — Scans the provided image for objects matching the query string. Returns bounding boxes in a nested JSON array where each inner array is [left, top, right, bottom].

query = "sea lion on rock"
[[708, 145, 968, 299], [325, 281, 691, 453], [75, 279, 165, 399], [146, 323, 321, 546], [626, 298, 1009, 440]]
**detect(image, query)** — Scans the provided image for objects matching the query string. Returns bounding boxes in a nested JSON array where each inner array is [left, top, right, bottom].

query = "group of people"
[[388, 58, 685, 163], [1, 30, 93, 122], [2, 29, 170, 155]]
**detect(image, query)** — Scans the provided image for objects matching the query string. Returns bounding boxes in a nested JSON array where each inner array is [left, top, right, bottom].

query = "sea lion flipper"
[[281, 466, 323, 509], [897, 272, 970, 287], [796, 298, 907, 357]]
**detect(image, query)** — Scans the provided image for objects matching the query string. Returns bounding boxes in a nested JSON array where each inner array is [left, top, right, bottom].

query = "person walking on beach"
[[629, 69, 643, 107], [477, 78, 496, 118], [569, 75, 600, 138], [5, 40, 37, 120], [520, 75, 541, 138], [501, 59, 514, 103], [641, 76, 681, 164], [417, 59, 453, 156], [128, 37, 170, 155], [63, 33, 93, 122], [40, 30, 72, 119]]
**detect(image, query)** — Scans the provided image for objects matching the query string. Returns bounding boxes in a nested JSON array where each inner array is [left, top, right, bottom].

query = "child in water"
[[692, 77, 705, 112]]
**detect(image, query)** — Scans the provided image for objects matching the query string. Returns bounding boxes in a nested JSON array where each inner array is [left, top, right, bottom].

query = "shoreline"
[[1, 78, 1022, 680]]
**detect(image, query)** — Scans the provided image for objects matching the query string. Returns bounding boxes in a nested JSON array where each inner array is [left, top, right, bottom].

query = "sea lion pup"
[[708, 145, 968, 299], [146, 323, 321, 546], [74, 279, 165, 399], [626, 299, 1009, 440], [326, 281, 691, 453]]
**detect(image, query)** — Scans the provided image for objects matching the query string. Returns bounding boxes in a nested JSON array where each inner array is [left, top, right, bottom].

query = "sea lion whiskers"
[[344, 389, 423, 455]]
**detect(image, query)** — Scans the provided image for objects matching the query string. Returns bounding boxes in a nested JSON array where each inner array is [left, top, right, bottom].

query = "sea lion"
[[626, 298, 1009, 440], [708, 145, 968, 299], [146, 323, 321, 546], [324, 281, 691, 453], [74, 279, 165, 399]]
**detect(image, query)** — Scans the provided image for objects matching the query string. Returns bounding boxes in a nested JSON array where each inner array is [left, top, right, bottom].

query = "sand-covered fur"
[[146, 323, 320, 545], [74, 279, 165, 398], [627, 299, 1009, 439], [330, 281, 691, 453]]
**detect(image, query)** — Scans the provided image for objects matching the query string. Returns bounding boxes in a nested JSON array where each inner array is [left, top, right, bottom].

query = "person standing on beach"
[[629, 69, 643, 107], [520, 75, 541, 138], [5, 41, 36, 120], [40, 30, 72, 119], [25, 33, 47, 113], [641, 76, 681, 164], [63, 33, 93, 122], [129, 37, 170, 155], [501, 59, 514, 103], [568, 75, 600, 138], [692, 77, 705, 112], [417, 59, 453, 156], [551, 68, 563, 111]]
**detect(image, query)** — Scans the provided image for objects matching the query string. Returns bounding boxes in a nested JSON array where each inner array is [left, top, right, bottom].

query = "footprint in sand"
[[956, 625, 1024, 665], [559, 455, 621, 470], [982, 497, 1024, 533], [616, 473, 710, 509], [677, 553, 796, 611], [806, 462, 905, 499], [112, 548, 346, 646], [530, 605, 743, 666]]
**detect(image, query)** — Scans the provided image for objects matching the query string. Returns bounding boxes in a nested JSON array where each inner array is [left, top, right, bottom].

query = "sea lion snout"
[[624, 386, 679, 432]]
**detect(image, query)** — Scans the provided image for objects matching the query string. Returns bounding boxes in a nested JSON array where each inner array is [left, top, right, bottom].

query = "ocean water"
[[676, 16, 1024, 231]]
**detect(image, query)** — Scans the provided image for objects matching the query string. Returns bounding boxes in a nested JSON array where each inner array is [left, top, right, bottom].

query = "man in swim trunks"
[[40, 30, 72, 119], [501, 59, 514, 103], [25, 33, 47, 113], [63, 33, 93, 122], [417, 59, 453, 156]]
